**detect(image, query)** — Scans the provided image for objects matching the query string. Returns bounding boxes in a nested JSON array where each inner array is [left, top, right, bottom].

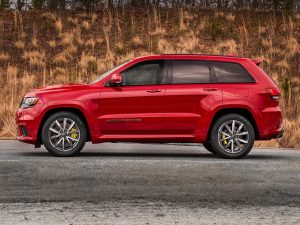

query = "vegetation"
[[0, 8, 299, 148], [2, 0, 300, 11]]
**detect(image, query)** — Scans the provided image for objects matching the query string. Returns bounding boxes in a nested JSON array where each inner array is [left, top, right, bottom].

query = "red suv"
[[16, 54, 283, 158]]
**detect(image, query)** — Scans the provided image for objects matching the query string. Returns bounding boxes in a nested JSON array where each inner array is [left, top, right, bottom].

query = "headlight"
[[20, 97, 39, 109]]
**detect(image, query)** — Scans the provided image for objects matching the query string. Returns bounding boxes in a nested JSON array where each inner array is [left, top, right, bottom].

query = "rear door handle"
[[203, 88, 218, 91], [146, 89, 161, 93]]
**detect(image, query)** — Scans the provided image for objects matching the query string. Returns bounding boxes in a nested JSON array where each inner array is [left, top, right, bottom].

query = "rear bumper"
[[264, 127, 284, 140], [273, 128, 284, 139], [258, 106, 283, 140]]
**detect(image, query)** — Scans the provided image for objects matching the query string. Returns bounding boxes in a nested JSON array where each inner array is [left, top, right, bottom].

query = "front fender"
[[38, 100, 99, 143]]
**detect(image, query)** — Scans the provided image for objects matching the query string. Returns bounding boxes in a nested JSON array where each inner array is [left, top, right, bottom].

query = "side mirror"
[[110, 73, 123, 86]]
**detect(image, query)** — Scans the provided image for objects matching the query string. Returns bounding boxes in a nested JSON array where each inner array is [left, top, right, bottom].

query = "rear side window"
[[121, 60, 164, 86], [211, 61, 255, 83], [171, 60, 210, 84]]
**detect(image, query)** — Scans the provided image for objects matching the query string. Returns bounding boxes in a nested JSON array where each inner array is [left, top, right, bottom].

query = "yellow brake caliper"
[[222, 134, 228, 145], [71, 128, 77, 139]]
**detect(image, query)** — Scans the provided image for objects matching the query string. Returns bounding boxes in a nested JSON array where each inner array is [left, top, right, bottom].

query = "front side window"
[[121, 60, 164, 86], [211, 61, 255, 83], [171, 60, 211, 84]]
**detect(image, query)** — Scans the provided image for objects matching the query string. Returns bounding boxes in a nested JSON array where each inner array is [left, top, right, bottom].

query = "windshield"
[[89, 60, 130, 84]]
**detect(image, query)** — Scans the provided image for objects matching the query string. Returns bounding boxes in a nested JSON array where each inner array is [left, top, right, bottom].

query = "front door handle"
[[146, 89, 161, 93], [203, 88, 218, 91]]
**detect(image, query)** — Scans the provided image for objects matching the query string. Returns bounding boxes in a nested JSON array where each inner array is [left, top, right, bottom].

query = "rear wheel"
[[42, 111, 87, 157], [203, 143, 216, 154], [210, 114, 255, 159]]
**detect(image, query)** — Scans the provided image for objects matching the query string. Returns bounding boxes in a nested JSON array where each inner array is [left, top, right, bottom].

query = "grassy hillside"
[[0, 9, 299, 148]]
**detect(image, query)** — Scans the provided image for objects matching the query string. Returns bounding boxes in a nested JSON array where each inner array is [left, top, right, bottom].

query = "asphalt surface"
[[0, 140, 299, 224]]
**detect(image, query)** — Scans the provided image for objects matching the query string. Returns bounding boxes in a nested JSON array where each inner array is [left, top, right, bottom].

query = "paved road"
[[0, 140, 299, 224]]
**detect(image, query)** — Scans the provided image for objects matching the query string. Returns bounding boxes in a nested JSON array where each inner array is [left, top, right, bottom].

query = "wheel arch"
[[36, 107, 91, 147], [206, 107, 260, 142]]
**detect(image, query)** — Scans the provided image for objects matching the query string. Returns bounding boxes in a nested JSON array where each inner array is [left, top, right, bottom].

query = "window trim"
[[167, 60, 217, 85], [209, 61, 256, 84], [105, 60, 167, 87]]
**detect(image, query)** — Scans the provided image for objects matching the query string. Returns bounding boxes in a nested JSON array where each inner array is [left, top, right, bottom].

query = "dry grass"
[[42, 12, 56, 21], [53, 67, 68, 78], [225, 13, 235, 22], [55, 18, 63, 33], [157, 38, 176, 53], [82, 21, 90, 30], [20, 72, 35, 89], [91, 13, 97, 24], [285, 37, 300, 56], [115, 42, 124, 53], [261, 38, 273, 48], [0, 10, 299, 148], [148, 27, 166, 36], [275, 59, 290, 70], [132, 36, 143, 48], [23, 51, 45, 67], [86, 37, 96, 51], [52, 51, 69, 64], [179, 8, 186, 31], [67, 17, 78, 25], [214, 39, 237, 54], [31, 36, 38, 48], [60, 31, 75, 46], [0, 52, 9, 61], [178, 32, 199, 52], [14, 40, 25, 49], [78, 52, 96, 69], [48, 40, 56, 48]]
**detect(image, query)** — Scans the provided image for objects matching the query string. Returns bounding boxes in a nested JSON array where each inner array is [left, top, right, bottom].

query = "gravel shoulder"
[[1, 201, 300, 225]]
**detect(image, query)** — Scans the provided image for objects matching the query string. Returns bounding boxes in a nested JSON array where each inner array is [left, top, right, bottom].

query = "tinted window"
[[171, 60, 210, 84], [121, 60, 164, 86], [211, 62, 254, 83]]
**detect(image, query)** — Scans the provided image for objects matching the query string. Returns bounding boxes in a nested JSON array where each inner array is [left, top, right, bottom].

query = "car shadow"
[[18, 150, 287, 160]]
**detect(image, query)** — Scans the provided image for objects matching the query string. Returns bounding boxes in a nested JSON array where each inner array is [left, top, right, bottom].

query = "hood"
[[25, 83, 89, 96]]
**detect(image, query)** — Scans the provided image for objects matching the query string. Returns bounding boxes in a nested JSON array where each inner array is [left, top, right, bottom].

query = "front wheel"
[[41, 111, 87, 157], [210, 114, 255, 159]]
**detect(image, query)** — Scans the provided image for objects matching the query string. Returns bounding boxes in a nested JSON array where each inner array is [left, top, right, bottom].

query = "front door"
[[98, 60, 167, 140]]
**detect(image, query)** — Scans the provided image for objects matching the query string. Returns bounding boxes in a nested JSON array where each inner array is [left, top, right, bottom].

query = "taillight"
[[266, 88, 280, 101]]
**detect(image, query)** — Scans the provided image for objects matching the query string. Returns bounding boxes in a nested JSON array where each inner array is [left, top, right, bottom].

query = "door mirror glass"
[[110, 73, 123, 86]]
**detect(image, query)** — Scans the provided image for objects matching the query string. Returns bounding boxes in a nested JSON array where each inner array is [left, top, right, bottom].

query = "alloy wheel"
[[217, 120, 249, 154], [48, 118, 80, 152]]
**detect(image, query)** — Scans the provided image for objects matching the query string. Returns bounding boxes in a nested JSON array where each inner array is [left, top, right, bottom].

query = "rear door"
[[163, 60, 222, 140]]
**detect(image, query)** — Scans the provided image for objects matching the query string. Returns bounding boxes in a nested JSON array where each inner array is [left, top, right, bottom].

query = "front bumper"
[[16, 106, 43, 145]]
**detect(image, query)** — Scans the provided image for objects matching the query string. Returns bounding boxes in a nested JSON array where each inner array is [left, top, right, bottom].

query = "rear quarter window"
[[211, 61, 255, 83]]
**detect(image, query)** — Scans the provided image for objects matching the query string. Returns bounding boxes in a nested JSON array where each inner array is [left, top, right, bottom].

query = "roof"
[[133, 54, 249, 62], [160, 53, 242, 58]]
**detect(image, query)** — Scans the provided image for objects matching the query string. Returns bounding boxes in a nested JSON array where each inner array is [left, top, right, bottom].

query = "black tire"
[[203, 143, 216, 154], [210, 114, 255, 159], [41, 111, 87, 157]]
